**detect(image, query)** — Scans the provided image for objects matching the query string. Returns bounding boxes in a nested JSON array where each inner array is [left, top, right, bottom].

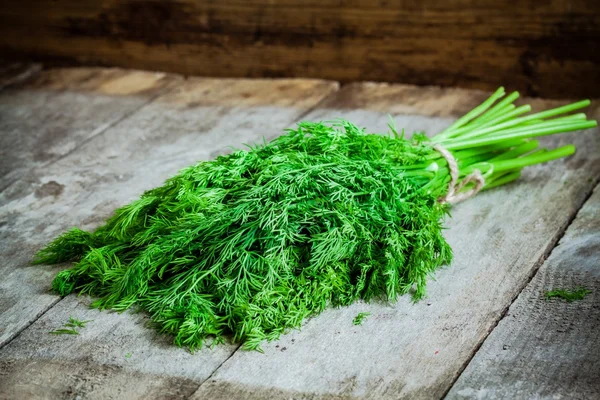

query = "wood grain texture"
[[0, 296, 224, 400], [0, 73, 337, 398], [0, 1, 599, 98], [189, 86, 600, 399], [0, 67, 175, 194], [446, 186, 600, 400], [0, 68, 175, 348]]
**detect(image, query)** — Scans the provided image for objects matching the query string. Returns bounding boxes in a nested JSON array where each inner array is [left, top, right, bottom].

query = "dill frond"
[[353, 312, 370, 326], [48, 316, 92, 335], [545, 287, 591, 302]]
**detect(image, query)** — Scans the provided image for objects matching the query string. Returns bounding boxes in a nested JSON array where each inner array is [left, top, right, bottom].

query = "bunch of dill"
[[36, 121, 450, 350], [34, 88, 596, 350]]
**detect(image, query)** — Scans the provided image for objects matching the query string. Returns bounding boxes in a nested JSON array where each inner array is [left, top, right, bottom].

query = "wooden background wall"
[[0, 0, 599, 98]]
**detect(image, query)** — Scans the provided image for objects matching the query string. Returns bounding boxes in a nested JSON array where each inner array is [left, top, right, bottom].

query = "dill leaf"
[[353, 312, 371, 326], [49, 328, 79, 335], [544, 287, 591, 302]]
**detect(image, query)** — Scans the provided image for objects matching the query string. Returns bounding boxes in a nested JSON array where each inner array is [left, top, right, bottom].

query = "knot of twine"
[[432, 144, 486, 204]]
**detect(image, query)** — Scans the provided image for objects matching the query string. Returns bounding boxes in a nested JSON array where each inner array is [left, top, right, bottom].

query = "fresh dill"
[[545, 287, 591, 302], [49, 316, 92, 335], [49, 328, 79, 335], [34, 89, 596, 350], [353, 312, 370, 326], [65, 316, 92, 328]]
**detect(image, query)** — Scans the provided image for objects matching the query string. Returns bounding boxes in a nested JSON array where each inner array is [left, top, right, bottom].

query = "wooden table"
[[0, 66, 598, 400]]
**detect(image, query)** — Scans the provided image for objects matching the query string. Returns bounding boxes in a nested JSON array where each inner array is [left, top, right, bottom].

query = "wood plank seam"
[[187, 343, 244, 399], [184, 91, 600, 399], [0, 78, 183, 349], [0, 76, 341, 386], [445, 183, 600, 398], [441, 179, 600, 400], [0, 298, 61, 351]]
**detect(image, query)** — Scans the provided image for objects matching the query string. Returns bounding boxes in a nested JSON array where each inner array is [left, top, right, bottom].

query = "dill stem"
[[488, 140, 539, 161], [464, 145, 576, 175], [443, 120, 596, 150], [474, 91, 520, 123], [482, 170, 522, 190], [453, 100, 591, 141], [437, 87, 505, 138], [443, 105, 529, 140]]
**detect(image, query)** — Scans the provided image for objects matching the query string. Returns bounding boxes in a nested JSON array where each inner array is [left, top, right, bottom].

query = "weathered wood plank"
[[0, 75, 338, 397], [189, 85, 600, 399], [0, 68, 175, 349], [1, 1, 599, 98], [446, 186, 600, 400], [0, 296, 224, 400], [0, 67, 175, 193]]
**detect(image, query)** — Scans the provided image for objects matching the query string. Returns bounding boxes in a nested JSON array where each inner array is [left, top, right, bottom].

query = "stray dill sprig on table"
[[545, 287, 591, 302], [34, 88, 597, 350], [353, 312, 371, 326], [49, 316, 93, 335], [65, 316, 92, 328], [49, 328, 79, 335]]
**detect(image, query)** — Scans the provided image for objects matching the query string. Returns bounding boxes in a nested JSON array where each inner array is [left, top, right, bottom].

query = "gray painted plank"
[[0, 75, 338, 398], [0, 67, 174, 193], [446, 185, 600, 400], [190, 85, 600, 400], [0, 68, 176, 347], [0, 296, 220, 400]]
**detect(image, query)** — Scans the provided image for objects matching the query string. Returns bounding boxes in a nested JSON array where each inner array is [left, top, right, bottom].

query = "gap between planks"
[[0, 70, 340, 398], [186, 86, 600, 400], [0, 87, 176, 348], [445, 182, 600, 399], [2, 76, 597, 399], [187, 178, 600, 400], [0, 71, 339, 348], [0, 69, 180, 348], [441, 180, 600, 400]]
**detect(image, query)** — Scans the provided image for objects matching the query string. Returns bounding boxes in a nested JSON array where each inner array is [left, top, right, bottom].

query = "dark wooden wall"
[[1, 0, 599, 98]]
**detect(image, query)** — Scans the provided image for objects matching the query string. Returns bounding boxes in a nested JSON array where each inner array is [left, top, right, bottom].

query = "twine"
[[432, 144, 486, 204]]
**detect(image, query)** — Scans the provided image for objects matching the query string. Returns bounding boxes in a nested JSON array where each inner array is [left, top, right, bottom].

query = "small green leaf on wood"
[[49, 328, 80, 335], [544, 287, 591, 302], [49, 316, 93, 335], [353, 312, 371, 326], [64, 316, 93, 328]]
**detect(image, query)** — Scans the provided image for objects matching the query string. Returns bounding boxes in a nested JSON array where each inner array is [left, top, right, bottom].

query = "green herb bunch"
[[34, 88, 596, 350]]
